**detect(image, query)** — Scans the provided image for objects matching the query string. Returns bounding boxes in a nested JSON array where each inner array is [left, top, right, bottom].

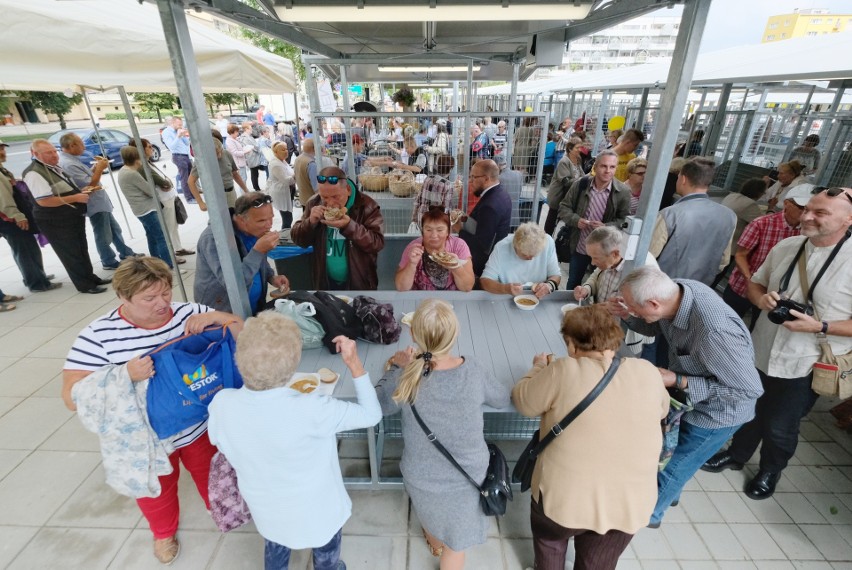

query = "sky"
[[656, 0, 852, 52]]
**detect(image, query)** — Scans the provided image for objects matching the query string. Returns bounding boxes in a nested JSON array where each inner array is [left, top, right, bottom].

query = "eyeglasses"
[[235, 194, 272, 215], [317, 175, 341, 185], [812, 186, 852, 204]]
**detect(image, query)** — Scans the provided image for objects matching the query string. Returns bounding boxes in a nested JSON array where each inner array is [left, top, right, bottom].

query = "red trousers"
[[136, 432, 217, 539]]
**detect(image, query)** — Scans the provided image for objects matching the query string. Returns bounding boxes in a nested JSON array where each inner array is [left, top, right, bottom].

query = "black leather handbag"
[[411, 404, 513, 517], [513, 357, 621, 492]]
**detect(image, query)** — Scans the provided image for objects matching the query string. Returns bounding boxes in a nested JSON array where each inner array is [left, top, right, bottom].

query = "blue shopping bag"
[[146, 326, 242, 439]]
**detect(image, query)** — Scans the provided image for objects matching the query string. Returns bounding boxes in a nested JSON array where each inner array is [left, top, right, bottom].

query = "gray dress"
[[375, 357, 511, 551]]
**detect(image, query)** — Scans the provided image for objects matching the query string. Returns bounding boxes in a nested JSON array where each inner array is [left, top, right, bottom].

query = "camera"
[[767, 298, 814, 324]]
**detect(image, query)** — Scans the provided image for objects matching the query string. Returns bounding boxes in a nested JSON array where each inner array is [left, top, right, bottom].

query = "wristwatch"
[[821, 321, 829, 335]]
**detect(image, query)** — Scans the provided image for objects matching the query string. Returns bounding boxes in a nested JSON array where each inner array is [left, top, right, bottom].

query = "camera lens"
[[767, 307, 790, 325]]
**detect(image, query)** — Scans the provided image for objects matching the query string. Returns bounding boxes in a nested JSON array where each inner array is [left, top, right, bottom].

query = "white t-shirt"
[[481, 234, 561, 284]]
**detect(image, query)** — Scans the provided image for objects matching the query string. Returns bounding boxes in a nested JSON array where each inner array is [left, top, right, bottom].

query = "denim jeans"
[[137, 211, 172, 268], [171, 154, 192, 199], [651, 421, 741, 524], [264, 529, 344, 570], [89, 211, 135, 265], [566, 252, 592, 290]]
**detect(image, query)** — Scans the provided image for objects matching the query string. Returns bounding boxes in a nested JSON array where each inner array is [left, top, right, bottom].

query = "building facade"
[[763, 9, 852, 42]]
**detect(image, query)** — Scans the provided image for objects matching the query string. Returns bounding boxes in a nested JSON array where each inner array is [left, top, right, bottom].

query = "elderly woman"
[[62, 257, 242, 564], [375, 136, 427, 175], [208, 312, 379, 570], [512, 305, 669, 570], [376, 299, 510, 569], [128, 138, 194, 260], [764, 160, 806, 211], [116, 146, 172, 268], [425, 121, 451, 174], [788, 133, 820, 175], [225, 123, 251, 184], [625, 157, 647, 215], [480, 222, 561, 297], [268, 141, 295, 230], [396, 207, 474, 292], [241, 122, 265, 192]]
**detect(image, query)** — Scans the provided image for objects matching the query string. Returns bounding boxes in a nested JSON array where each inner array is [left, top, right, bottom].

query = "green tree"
[[204, 93, 244, 115], [22, 90, 82, 129], [235, 0, 305, 84], [130, 92, 177, 121]]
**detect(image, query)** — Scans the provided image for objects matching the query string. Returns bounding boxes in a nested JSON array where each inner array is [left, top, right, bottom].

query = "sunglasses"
[[317, 175, 342, 184], [235, 194, 272, 215], [812, 186, 852, 204]]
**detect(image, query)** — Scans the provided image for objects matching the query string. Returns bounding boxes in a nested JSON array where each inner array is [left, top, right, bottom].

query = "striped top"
[[576, 183, 611, 255], [625, 280, 763, 429], [65, 302, 213, 448]]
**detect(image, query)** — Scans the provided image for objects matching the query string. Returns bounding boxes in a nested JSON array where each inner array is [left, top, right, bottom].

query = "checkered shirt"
[[728, 212, 800, 297]]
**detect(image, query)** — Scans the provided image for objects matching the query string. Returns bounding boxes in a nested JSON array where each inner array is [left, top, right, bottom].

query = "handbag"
[[512, 357, 621, 493], [410, 404, 513, 517], [145, 325, 243, 439], [208, 451, 252, 532], [174, 197, 188, 225], [792, 237, 852, 399], [273, 298, 325, 349]]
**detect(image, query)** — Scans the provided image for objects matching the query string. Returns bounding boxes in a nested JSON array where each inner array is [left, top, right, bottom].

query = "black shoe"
[[745, 470, 780, 500], [95, 277, 112, 285], [700, 451, 744, 473], [103, 262, 120, 270], [647, 521, 661, 529], [31, 282, 62, 292], [80, 286, 107, 294], [671, 499, 679, 507]]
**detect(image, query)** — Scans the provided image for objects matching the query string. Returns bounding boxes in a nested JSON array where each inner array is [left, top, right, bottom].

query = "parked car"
[[48, 128, 161, 169]]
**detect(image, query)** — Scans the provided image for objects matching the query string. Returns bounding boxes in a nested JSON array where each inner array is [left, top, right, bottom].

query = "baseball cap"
[[784, 184, 815, 207], [0, 140, 8, 148]]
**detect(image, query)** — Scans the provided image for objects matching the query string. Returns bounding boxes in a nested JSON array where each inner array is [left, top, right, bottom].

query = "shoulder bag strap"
[[410, 404, 483, 492], [531, 356, 622, 458]]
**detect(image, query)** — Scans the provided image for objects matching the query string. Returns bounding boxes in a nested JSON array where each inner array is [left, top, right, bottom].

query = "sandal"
[[422, 528, 443, 557], [0, 303, 16, 312], [1, 295, 23, 303]]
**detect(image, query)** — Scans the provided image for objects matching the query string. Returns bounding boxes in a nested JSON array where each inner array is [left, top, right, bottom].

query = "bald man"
[[23, 140, 109, 293]]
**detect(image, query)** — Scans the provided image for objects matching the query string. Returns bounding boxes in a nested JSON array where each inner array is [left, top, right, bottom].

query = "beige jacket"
[[512, 355, 668, 534]]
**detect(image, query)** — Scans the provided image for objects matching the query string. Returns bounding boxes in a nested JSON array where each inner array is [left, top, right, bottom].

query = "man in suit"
[[458, 159, 511, 280]]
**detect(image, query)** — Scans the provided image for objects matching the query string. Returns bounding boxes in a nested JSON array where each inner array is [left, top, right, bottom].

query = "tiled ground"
[[0, 184, 851, 569]]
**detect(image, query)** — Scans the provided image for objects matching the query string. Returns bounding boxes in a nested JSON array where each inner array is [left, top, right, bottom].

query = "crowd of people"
[[1, 106, 849, 570]]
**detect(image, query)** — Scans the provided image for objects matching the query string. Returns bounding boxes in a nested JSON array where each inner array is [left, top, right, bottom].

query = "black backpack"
[[273, 291, 363, 353]]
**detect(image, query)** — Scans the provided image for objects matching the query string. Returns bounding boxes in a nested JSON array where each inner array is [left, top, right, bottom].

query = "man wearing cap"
[[721, 185, 809, 319], [0, 139, 60, 293], [195, 191, 289, 315], [23, 139, 109, 294], [58, 132, 138, 269], [291, 166, 384, 290]]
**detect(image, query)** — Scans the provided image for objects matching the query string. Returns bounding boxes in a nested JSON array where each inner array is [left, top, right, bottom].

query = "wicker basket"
[[388, 169, 415, 197], [359, 173, 389, 192]]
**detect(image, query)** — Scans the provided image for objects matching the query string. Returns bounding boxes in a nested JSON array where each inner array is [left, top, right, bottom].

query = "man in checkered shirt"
[[616, 267, 763, 528], [721, 185, 809, 320]]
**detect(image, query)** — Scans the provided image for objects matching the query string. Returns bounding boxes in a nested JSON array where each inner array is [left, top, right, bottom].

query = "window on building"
[[811, 18, 822, 24], [807, 31, 818, 36], [769, 22, 778, 29], [784, 19, 790, 26], [767, 34, 776, 40], [781, 33, 787, 38]]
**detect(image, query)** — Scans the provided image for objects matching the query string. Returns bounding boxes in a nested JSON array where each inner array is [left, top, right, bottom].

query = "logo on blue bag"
[[182, 364, 219, 395]]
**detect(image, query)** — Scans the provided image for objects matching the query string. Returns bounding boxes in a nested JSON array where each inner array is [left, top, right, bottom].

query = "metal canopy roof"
[[477, 33, 852, 95], [181, 0, 681, 82]]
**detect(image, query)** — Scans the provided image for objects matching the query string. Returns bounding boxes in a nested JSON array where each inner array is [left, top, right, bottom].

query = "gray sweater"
[[116, 166, 158, 217]]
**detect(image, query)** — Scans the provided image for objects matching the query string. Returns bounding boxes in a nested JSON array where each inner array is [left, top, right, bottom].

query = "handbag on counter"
[[410, 404, 512, 517], [512, 357, 621, 492], [792, 234, 852, 399]]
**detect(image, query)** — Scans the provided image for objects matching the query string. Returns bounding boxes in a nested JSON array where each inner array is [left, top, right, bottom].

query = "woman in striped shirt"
[[62, 256, 243, 565]]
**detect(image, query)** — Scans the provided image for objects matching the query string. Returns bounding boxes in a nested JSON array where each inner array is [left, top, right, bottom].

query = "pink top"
[[399, 236, 471, 291]]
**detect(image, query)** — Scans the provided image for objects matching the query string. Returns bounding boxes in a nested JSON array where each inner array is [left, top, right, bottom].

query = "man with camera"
[[702, 187, 852, 500]]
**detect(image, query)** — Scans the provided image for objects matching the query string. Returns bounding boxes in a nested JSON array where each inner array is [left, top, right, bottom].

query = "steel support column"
[[703, 83, 732, 157], [156, 0, 250, 317], [626, 0, 713, 273]]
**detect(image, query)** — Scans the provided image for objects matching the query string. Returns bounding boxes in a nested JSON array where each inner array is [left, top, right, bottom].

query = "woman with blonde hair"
[[512, 304, 668, 570], [375, 299, 510, 570]]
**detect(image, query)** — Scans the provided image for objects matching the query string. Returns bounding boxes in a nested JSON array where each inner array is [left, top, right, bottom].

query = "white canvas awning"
[[478, 33, 852, 96], [1, 0, 296, 94]]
